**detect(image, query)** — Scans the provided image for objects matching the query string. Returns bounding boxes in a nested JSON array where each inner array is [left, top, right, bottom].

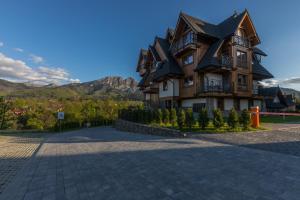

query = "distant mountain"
[[0, 79, 33, 95], [0, 76, 142, 100]]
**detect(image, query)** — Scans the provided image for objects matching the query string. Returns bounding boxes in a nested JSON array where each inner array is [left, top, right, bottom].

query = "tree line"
[[0, 97, 141, 131]]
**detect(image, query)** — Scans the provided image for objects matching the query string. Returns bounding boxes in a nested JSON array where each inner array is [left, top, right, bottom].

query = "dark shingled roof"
[[194, 10, 250, 70], [153, 37, 184, 81], [197, 40, 224, 70], [260, 87, 282, 97], [149, 45, 160, 61], [252, 60, 274, 79], [253, 47, 267, 56], [181, 10, 247, 39], [136, 49, 148, 72], [261, 87, 296, 109]]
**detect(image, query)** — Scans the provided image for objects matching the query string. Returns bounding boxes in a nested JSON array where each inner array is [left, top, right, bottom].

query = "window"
[[184, 76, 194, 87], [193, 103, 206, 113], [238, 74, 247, 85], [182, 53, 194, 65], [183, 31, 195, 46], [163, 81, 168, 91], [236, 50, 247, 68]]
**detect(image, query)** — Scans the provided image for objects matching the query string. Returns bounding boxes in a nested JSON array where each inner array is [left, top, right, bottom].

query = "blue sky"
[[0, 0, 300, 89]]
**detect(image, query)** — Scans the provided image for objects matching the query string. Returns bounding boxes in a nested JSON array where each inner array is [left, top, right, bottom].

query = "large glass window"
[[182, 53, 194, 65], [236, 50, 247, 68]]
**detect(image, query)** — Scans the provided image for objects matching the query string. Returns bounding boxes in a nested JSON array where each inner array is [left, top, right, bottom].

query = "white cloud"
[[0, 42, 3, 47], [29, 54, 44, 64], [0, 52, 79, 85], [14, 48, 24, 52], [259, 77, 300, 90], [69, 78, 81, 83]]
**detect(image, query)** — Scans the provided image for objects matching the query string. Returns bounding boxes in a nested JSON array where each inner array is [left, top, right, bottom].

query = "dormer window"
[[182, 53, 194, 65], [183, 31, 195, 46]]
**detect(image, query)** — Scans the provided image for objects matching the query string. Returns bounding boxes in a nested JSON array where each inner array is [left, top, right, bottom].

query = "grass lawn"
[[260, 115, 300, 124]]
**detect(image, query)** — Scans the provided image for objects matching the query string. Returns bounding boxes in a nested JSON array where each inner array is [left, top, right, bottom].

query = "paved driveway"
[[1, 127, 300, 200]]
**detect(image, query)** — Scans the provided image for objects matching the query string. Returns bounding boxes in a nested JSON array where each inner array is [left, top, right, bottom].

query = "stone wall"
[[115, 120, 186, 137]]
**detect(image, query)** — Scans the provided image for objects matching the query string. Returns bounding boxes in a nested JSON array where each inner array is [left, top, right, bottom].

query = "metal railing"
[[220, 55, 233, 68], [171, 33, 197, 54], [233, 35, 250, 48]]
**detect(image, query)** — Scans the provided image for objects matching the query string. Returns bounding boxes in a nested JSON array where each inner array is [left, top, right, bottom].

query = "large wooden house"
[[136, 10, 273, 113]]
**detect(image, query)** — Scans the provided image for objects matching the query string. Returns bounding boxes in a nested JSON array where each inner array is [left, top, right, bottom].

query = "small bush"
[[198, 108, 209, 130], [228, 108, 239, 129], [240, 109, 251, 130], [213, 109, 224, 128], [155, 109, 163, 124], [162, 109, 170, 124], [185, 108, 194, 130], [177, 109, 185, 130], [170, 108, 177, 127]]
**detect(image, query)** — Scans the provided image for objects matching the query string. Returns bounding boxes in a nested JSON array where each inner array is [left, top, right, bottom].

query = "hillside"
[[0, 76, 143, 100]]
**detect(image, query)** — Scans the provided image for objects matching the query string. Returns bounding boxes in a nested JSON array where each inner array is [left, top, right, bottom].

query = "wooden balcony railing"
[[233, 35, 250, 48]]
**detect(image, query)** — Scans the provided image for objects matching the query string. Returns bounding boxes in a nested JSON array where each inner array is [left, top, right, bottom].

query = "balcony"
[[197, 84, 232, 96], [233, 35, 250, 48], [220, 55, 233, 68], [171, 32, 197, 56]]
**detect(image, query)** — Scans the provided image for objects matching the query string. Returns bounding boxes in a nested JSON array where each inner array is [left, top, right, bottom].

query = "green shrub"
[[240, 109, 251, 130], [198, 108, 209, 130], [26, 118, 44, 130], [213, 109, 224, 128], [228, 108, 239, 129], [170, 108, 177, 127], [162, 109, 170, 124], [185, 108, 194, 130], [177, 109, 185, 130], [155, 109, 163, 124]]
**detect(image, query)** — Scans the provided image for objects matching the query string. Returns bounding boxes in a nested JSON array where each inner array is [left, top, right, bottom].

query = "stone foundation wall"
[[115, 120, 186, 137]]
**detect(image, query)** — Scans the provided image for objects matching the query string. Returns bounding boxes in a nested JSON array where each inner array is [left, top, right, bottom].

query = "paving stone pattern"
[[1, 127, 300, 200], [0, 135, 44, 193]]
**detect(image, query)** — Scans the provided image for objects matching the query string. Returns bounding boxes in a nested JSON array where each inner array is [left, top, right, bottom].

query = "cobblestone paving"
[[1, 127, 300, 200], [0, 134, 44, 194], [191, 126, 300, 157]]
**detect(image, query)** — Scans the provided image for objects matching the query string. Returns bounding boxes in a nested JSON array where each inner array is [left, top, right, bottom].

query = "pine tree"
[[162, 109, 170, 124], [177, 109, 185, 130], [198, 108, 209, 130], [240, 109, 251, 130], [170, 108, 177, 127], [185, 108, 194, 131], [213, 109, 224, 128], [228, 108, 239, 129]]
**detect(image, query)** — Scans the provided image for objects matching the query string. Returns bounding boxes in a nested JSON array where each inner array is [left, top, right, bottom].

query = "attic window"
[[184, 76, 194, 87], [182, 53, 194, 65]]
